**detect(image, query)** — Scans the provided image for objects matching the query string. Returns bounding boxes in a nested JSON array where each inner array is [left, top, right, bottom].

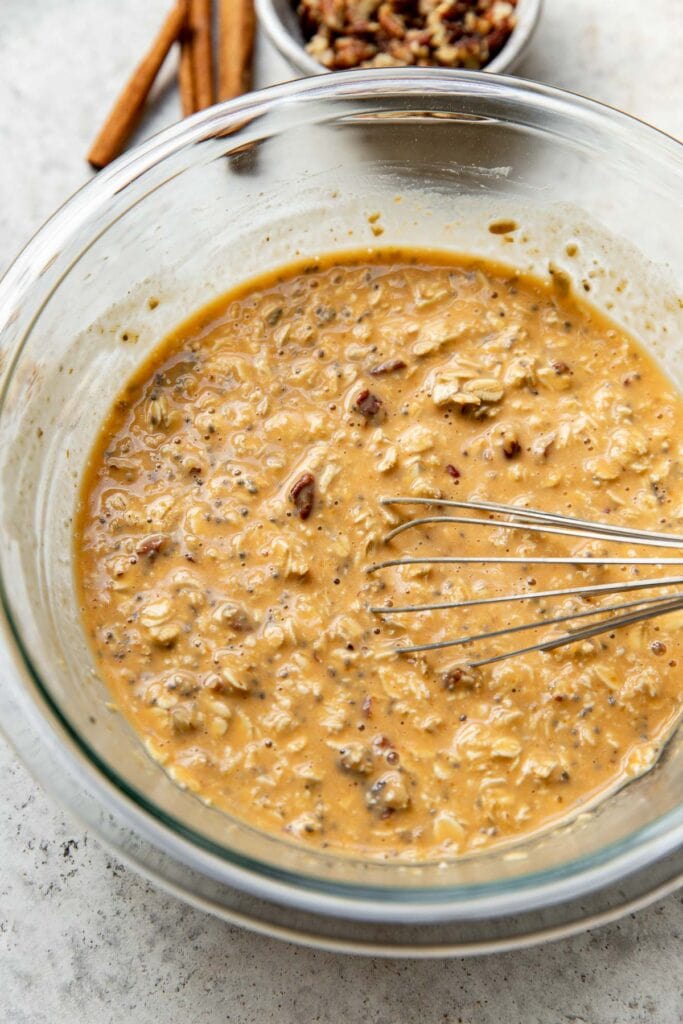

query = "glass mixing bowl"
[[255, 0, 543, 78], [0, 70, 681, 952]]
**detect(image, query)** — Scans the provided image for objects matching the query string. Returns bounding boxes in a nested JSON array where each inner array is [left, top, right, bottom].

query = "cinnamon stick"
[[178, 28, 197, 117], [87, 0, 188, 170], [218, 0, 255, 102], [189, 0, 214, 111]]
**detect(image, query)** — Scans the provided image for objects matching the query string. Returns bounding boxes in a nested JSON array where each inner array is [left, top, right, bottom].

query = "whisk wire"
[[369, 497, 683, 666], [370, 575, 683, 615], [468, 595, 683, 669], [398, 591, 683, 655], [380, 496, 683, 545], [368, 555, 683, 570], [383, 513, 683, 549]]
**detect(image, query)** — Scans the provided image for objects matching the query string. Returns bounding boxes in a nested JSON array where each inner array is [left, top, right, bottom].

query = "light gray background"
[[0, 2, 681, 1021]]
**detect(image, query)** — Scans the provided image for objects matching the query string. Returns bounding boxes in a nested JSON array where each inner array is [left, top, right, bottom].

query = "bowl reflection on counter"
[[0, 70, 680, 940]]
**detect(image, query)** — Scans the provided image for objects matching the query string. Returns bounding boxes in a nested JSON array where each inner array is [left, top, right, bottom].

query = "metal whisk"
[[367, 497, 683, 667]]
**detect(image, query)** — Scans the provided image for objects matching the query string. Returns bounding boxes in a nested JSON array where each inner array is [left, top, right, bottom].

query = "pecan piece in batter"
[[290, 472, 315, 520], [355, 388, 383, 418]]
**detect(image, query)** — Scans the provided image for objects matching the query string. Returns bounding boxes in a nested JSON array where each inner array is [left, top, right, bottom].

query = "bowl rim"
[[255, 0, 544, 78], [0, 68, 681, 925]]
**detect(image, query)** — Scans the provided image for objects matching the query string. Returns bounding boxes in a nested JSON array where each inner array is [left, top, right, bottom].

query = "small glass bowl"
[[0, 70, 681, 951], [256, 0, 543, 78]]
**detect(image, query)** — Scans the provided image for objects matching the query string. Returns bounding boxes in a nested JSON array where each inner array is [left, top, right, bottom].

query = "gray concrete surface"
[[0, 1, 681, 1021]]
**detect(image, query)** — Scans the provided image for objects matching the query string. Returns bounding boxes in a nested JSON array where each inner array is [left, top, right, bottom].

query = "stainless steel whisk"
[[367, 497, 683, 667]]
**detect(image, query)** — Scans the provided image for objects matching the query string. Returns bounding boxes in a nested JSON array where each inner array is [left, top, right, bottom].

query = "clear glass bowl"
[[0, 70, 681, 946]]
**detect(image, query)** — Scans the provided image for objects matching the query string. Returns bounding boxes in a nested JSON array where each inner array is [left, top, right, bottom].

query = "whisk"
[[367, 497, 683, 667]]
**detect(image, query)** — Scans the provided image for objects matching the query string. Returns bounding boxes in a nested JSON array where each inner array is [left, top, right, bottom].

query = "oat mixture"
[[76, 251, 683, 860], [296, 0, 517, 71]]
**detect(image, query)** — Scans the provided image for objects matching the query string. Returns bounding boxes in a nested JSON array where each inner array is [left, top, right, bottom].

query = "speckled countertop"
[[0, 2, 682, 1021]]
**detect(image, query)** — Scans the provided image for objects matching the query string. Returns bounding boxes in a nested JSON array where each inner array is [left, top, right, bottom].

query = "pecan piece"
[[355, 388, 383, 418], [290, 472, 315, 520], [485, 26, 509, 59], [443, 664, 476, 691], [318, 0, 346, 31], [332, 36, 377, 68], [378, 3, 406, 38], [502, 437, 522, 459], [552, 360, 572, 375], [370, 358, 407, 376]]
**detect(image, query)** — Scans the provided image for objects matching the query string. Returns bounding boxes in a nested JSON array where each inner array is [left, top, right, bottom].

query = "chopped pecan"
[[502, 436, 522, 459], [443, 664, 476, 691], [332, 35, 377, 67], [318, 0, 346, 31], [378, 2, 405, 38], [485, 25, 509, 58], [355, 388, 383, 418], [443, 667, 462, 691], [290, 472, 315, 520], [370, 358, 406, 376], [297, 0, 517, 73], [552, 360, 572, 375]]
